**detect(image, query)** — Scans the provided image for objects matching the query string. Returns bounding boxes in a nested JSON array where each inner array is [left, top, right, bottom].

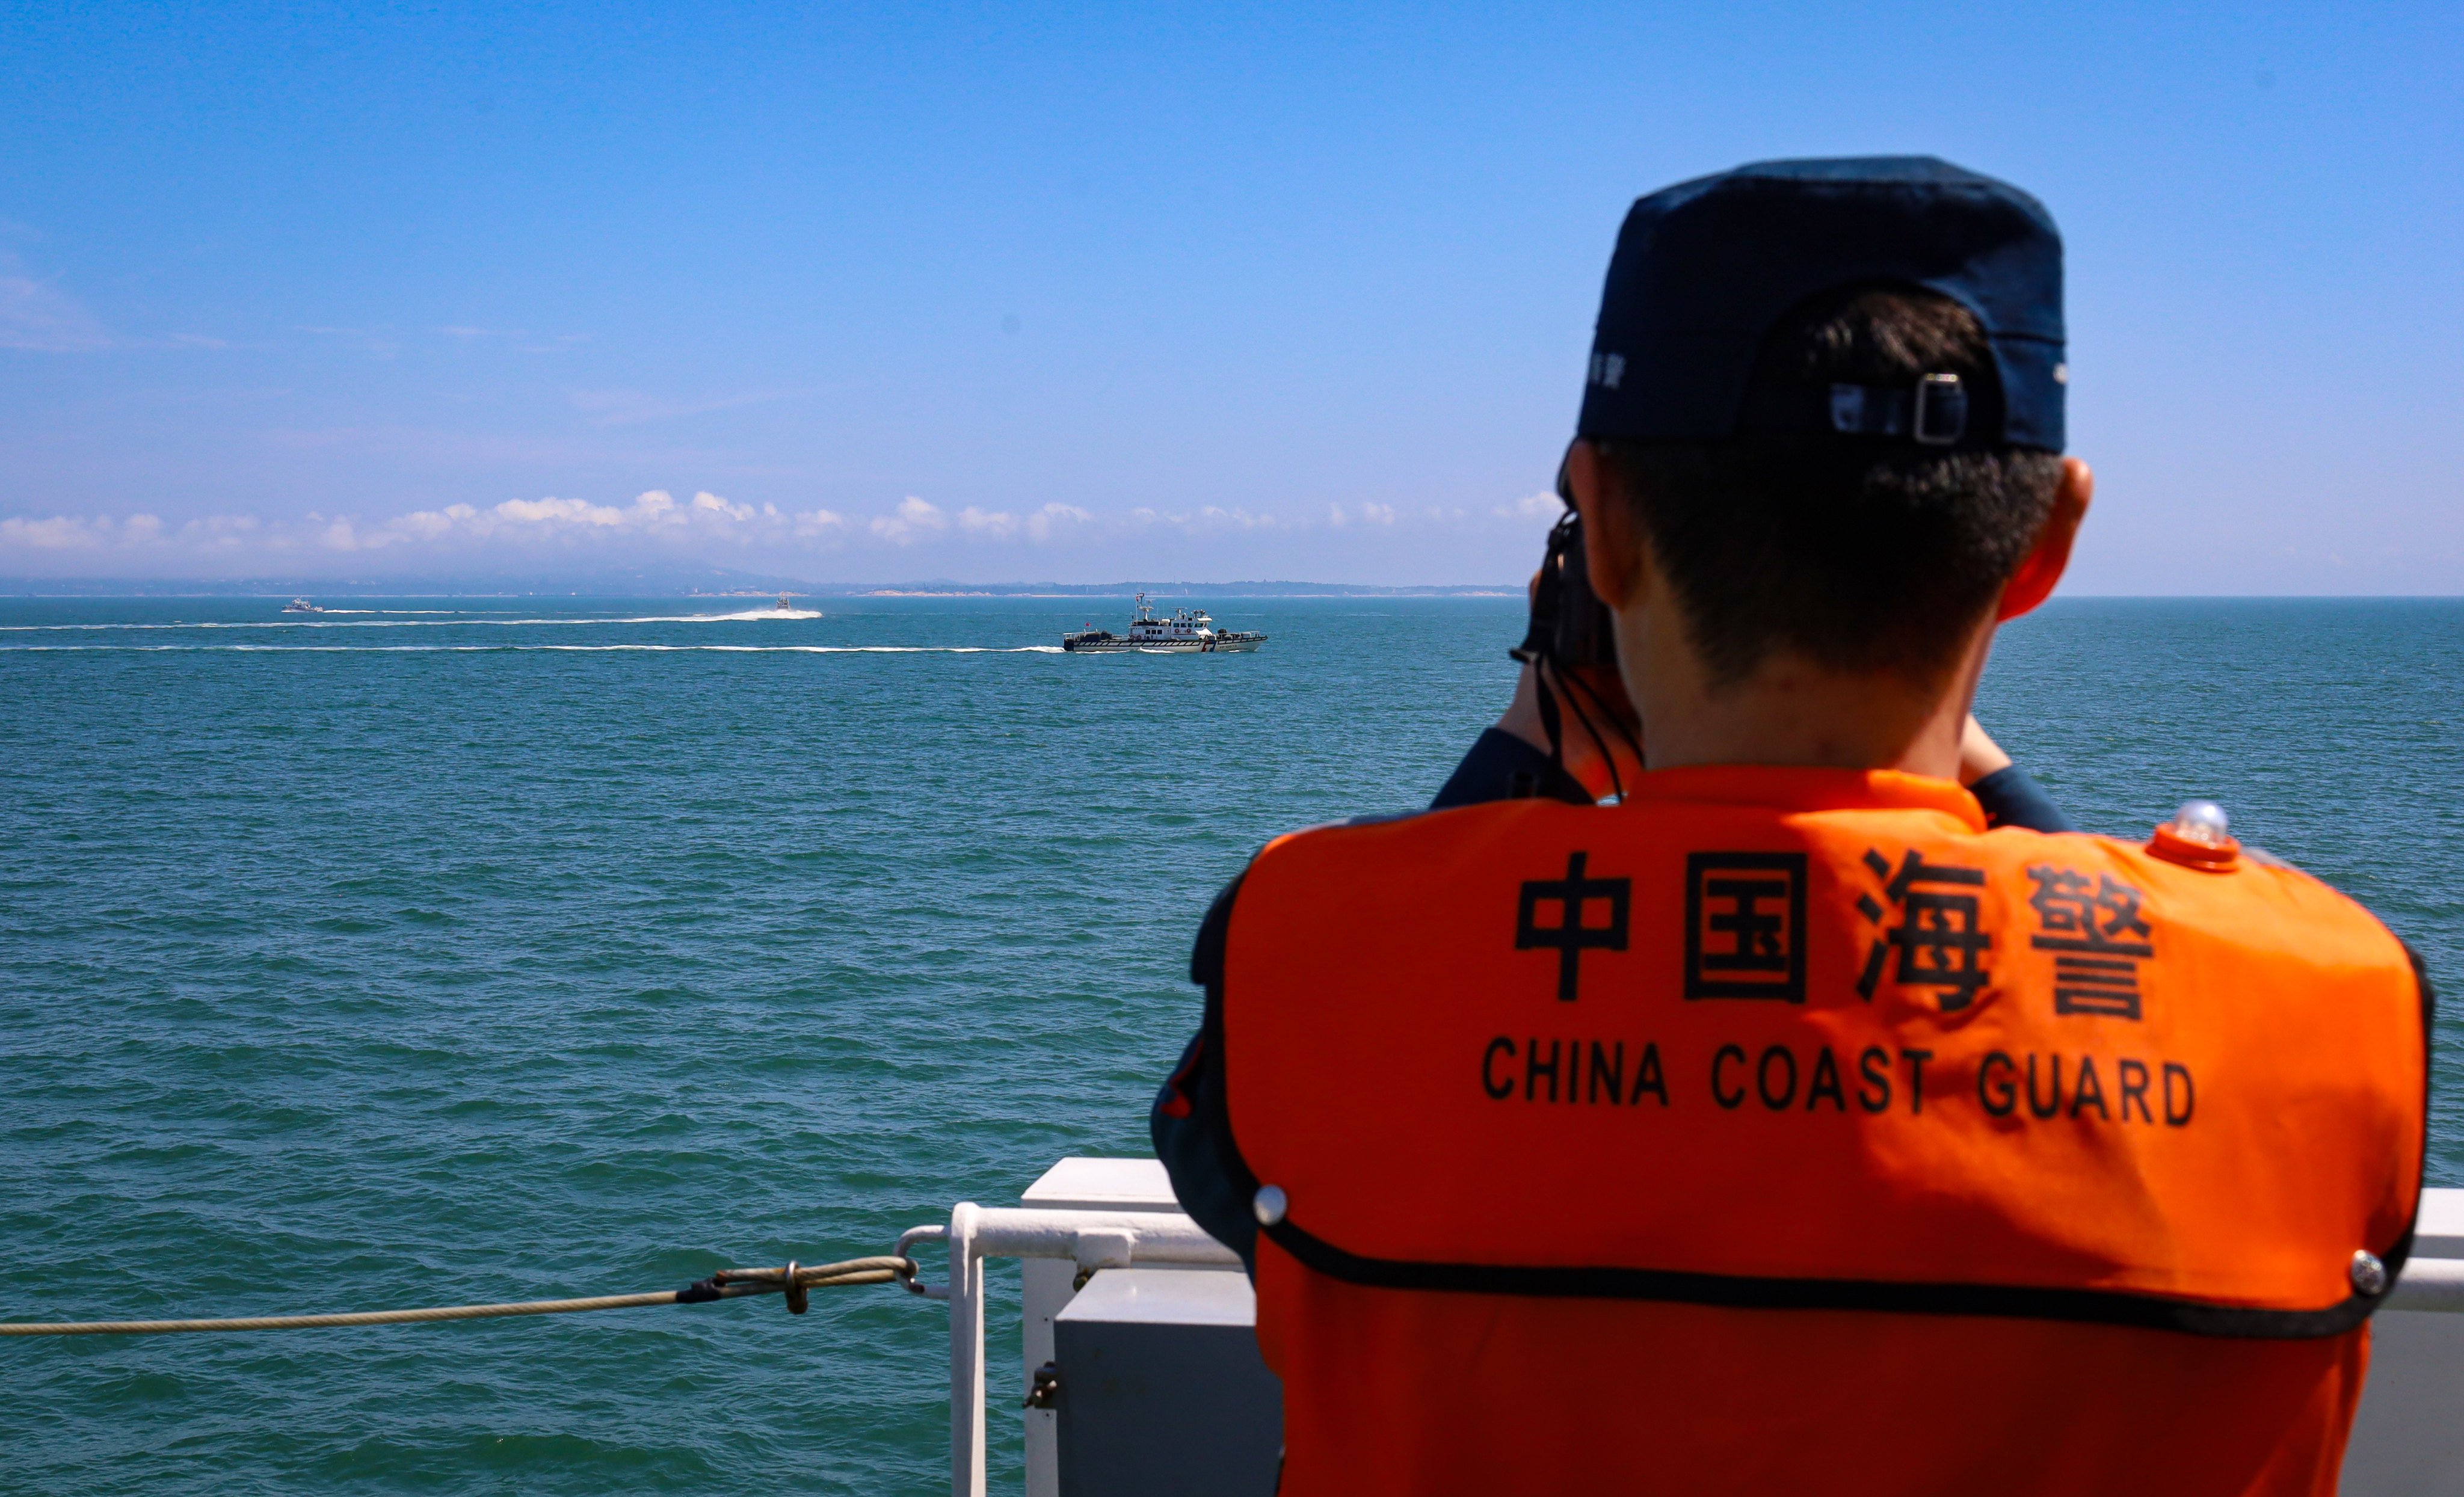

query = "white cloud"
[[691, 490, 756, 522], [0, 512, 180, 549], [0, 260, 112, 352], [391, 503, 476, 541], [491, 496, 638, 528], [1, 484, 1569, 575], [870, 496, 947, 544], [0, 515, 100, 548], [0, 254, 223, 352], [1127, 504, 1289, 532], [335, 489, 743, 549], [3, 491, 882, 564], [179, 515, 264, 550], [942, 502, 1095, 543], [1028, 503, 1092, 541], [1196, 506, 1281, 530]]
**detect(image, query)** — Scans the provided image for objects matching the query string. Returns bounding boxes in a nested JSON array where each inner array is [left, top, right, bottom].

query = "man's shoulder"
[[1264, 799, 1578, 848], [1198, 805, 1532, 983]]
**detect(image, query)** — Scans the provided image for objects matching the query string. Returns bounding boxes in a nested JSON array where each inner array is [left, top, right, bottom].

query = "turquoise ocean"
[[2, 594, 2459, 1494]]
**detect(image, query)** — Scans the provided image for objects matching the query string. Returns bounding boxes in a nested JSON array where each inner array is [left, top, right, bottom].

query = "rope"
[[0, 1255, 916, 1337]]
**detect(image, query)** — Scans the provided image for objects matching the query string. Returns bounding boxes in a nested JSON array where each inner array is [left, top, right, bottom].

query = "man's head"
[[1562, 158, 2092, 772]]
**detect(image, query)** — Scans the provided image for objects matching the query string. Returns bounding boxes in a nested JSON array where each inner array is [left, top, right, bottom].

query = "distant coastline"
[[0, 574, 1524, 599], [16, 571, 2459, 602], [838, 583, 1519, 598]]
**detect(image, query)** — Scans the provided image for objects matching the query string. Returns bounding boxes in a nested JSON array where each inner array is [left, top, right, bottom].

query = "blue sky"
[[1, 1, 2457, 589]]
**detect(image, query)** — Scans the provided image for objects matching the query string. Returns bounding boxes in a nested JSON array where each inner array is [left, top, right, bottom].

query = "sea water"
[[1, 595, 2457, 1494]]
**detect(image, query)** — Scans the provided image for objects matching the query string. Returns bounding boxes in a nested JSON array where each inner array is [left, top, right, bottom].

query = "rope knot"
[[781, 1261, 808, 1315]]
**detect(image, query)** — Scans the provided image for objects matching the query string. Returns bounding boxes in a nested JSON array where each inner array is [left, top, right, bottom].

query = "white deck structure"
[[905, 1160, 2464, 1496]]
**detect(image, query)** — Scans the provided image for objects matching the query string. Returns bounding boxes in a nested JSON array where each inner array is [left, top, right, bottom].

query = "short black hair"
[[1606, 285, 2062, 690]]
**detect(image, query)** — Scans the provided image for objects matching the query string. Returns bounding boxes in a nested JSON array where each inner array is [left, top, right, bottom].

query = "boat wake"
[[654, 607, 827, 622]]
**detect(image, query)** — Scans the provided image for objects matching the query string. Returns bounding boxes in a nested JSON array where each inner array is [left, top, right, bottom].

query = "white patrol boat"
[[1061, 592, 1267, 653]]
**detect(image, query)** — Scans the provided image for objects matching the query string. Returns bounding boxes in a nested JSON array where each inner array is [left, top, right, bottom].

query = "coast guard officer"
[[1153, 158, 2429, 1496]]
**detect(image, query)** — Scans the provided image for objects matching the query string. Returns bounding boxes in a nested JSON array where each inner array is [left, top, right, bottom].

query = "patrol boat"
[[282, 597, 324, 613], [1061, 592, 1266, 653]]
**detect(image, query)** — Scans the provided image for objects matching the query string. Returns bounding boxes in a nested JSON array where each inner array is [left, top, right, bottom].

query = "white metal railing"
[[900, 1205, 1243, 1497], [899, 1201, 2464, 1497], [2386, 1258, 2464, 1311]]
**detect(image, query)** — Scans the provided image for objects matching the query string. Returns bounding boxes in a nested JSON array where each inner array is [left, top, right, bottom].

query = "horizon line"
[[4, 580, 2463, 602]]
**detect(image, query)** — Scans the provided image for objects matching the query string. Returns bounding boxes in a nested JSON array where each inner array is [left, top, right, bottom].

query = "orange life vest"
[[1220, 767, 2426, 1497]]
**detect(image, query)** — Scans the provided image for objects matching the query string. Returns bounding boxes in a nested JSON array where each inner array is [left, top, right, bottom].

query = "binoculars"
[[1513, 508, 1619, 676]]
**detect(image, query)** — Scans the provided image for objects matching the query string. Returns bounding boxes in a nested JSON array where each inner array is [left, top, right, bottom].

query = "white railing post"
[[917, 1202, 1243, 1497], [947, 1203, 986, 1497]]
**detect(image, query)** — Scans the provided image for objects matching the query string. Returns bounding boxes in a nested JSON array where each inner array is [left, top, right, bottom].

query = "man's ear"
[[1996, 456, 2093, 621], [1565, 440, 1645, 609]]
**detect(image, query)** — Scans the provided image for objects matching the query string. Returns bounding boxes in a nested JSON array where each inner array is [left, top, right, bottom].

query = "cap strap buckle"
[[1912, 372, 1966, 445], [1826, 373, 1968, 444]]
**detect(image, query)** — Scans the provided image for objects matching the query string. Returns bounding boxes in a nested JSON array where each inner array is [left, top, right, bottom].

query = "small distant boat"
[[1062, 592, 1266, 653], [774, 594, 793, 611], [282, 598, 324, 613]]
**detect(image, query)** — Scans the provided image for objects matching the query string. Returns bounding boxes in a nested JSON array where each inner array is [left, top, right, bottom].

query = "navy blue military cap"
[[1575, 156, 2066, 452]]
